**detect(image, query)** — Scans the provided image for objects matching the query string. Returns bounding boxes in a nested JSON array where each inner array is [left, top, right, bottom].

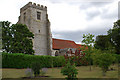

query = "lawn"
[[2, 64, 118, 79]]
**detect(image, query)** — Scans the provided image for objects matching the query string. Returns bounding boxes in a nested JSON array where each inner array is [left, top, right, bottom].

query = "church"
[[18, 2, 83, 56]]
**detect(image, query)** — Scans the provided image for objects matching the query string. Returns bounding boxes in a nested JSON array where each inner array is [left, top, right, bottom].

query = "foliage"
[[82, 33, 95, 46], [82, 33, 95, 71], [92, 49, 102, 66], [61, 61, 78, 79], [2, 53, 90, 69], [61, 46, 89, 79], [95, 53, 116, 76], [1, 21, 34, 54], [63, 50, 88, 66], [107, 19, 120, 54], [53, 56, 65, 67], [92, 49, 117, 65], [94, 35, 111, 51], [31, 62, 42, 77], [2, 21, 12, 52], [2, 53, 66, 68]]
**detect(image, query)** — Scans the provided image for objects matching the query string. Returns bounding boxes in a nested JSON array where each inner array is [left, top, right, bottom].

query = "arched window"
[[55, 51, 59, 56], [38, 30, 40, 33]]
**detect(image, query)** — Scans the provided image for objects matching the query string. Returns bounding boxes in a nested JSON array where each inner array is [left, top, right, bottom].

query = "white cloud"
[[47, 3, 87, 31], [0, 0, 118, 43]]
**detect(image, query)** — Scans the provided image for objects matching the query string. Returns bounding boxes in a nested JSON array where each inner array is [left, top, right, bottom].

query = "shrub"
[[61, 61, 78, 79], [53, 56, 65, 67], [2, 53, 89, 68], [2, 53, 66, 68], [31, 62, 42, 77], [96, 53, 116, 76]]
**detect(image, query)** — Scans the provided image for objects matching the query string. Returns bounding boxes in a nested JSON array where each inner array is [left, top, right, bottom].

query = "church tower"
[[18, 2, 52, 55]]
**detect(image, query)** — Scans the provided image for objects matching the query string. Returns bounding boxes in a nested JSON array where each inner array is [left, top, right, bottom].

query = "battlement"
[[20, 2, 47, 13]]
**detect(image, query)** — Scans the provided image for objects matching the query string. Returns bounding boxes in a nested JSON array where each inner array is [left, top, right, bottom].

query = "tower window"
[[38, 30, 40, 33], [37, 11, 41, 20], [24, 12, 26, 22]]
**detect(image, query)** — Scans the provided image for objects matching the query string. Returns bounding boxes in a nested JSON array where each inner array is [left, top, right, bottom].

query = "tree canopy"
[[108, 20, 120, 54], [2, 21, 34, 54], [94, 35, 110, 51]]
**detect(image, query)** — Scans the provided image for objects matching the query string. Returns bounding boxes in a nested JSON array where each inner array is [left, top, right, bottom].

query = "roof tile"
[[52, 38, 82, 50]]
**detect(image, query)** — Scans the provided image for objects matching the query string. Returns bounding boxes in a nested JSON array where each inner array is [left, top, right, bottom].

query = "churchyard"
[[1, 20, 120, 80], [2, 64, 118, 79]]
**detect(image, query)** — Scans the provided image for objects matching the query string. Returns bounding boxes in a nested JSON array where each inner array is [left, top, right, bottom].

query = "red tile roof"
[[52, 38, 82, 50]]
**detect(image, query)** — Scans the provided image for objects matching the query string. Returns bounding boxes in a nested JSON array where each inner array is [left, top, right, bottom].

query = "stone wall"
[[18, 2, 52, 55]]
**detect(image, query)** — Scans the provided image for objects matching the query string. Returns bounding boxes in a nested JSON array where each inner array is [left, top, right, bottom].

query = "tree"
[[108, 20, 120, 54], [96, 53, 115, 76], [61, 48, 87, 79], [94, 35, 115, 54], [82, 33, 95, 71], [94, 35, 109, 50], [2, 21, 12, 52], [2, 21, 34, 54], [61, 61, 78, 80]]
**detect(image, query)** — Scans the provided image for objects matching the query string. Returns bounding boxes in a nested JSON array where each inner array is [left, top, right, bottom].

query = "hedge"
[[2, 53, 65, 68], [3, 53, 119, 68]]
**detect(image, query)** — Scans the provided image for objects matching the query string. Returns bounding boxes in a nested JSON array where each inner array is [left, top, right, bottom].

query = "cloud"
[[0, 0, 118, 44], [89, 2, 111, 7], [52, 17, 115, 43], [100, 1, 118, 20], [52, 26, 110, 43], [79, 2, 111, 10], [47, 3, 87, 32], [85, 7, 101, 20], [80, 2, 117, 20]]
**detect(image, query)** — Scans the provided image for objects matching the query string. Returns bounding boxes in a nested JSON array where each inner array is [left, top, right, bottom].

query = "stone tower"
[[18, 2, 52, 55]]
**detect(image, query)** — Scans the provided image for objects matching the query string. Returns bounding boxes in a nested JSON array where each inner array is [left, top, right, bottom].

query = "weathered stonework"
[[18, 2, 52, 55]]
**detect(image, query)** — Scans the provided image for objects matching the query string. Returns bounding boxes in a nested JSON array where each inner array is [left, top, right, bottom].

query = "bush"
[[53, 56, 65, 67], [2, 53, 26, 68], [2, 53, 63, 68], [31, 62, 42, 77], [61, 61, 78, 79], [2, 53, 89, 68], [95, 53, 116, 76]]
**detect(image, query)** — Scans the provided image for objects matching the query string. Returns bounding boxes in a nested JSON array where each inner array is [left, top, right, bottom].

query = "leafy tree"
[[91, 49, 101, 67], [96, 53, 115, 76], [108, 20, 120, 54], [82, 33, 95, 71], [2, 21, 34, 54], [94, 35, 116, 54], [2, 21, 12, 52], [94, 35, 109, 50], [61, 61, 78, 80]]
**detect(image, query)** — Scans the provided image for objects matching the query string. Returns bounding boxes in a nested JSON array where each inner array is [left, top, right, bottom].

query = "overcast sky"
[[0, 0, 119, 44]]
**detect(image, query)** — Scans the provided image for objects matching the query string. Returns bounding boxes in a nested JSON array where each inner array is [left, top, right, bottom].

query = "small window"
[[38, 30, 40, 33], [24, 12, 26, 22], [37, 11, 41, 20], [55, 51, 59, 56]]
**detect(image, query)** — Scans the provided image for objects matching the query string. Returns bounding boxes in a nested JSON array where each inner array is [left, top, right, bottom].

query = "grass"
[[2, 64, 118, 79]]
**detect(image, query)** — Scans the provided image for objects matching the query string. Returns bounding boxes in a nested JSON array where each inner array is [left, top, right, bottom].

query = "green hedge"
[[53, 56, 65, 67], [3, 53, 119, 68], [2, 53, 65, 68]]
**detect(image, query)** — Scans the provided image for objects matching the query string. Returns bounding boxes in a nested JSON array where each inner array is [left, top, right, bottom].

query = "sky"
[[0, 0, 119, 44]]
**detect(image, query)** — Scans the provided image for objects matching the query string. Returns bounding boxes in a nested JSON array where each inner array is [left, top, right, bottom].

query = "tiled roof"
[[52, 38, 82, 50]]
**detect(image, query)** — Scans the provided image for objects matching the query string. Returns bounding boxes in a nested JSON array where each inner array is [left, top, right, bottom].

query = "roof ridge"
[[52, 38, 75, 42]]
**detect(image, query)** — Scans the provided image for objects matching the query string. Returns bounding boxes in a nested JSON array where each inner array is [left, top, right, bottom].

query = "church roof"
[[52, 38, 82, 50]]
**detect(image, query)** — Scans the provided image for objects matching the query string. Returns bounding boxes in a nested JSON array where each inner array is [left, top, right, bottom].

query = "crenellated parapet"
[[20, 2, 47, 13]]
